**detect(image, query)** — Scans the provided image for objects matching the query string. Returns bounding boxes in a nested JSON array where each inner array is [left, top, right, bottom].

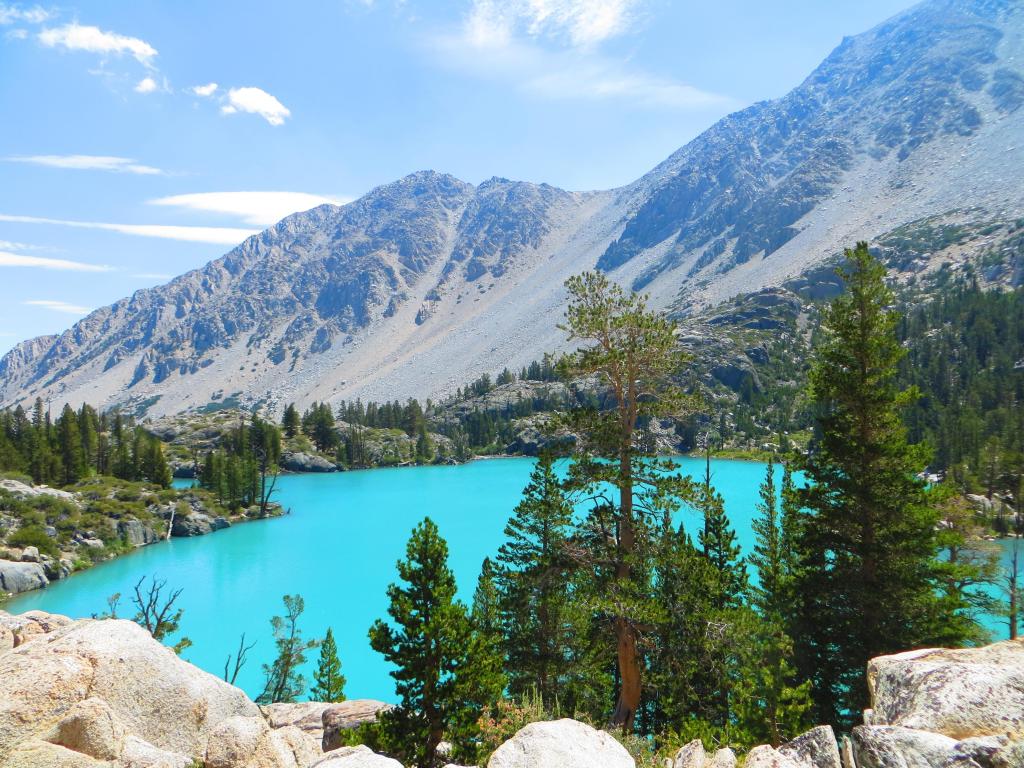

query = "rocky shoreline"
[[1, 607, 1022, 767], [0, 477, 281, 598]]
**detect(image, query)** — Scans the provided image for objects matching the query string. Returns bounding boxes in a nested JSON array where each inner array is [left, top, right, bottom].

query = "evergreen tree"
[[791, 242, 980, 728], [257, 595, 319, 704], [471, 557, 501, 638], [493, 452, 593, 709], [282, 403, 301, 438], [310, 627, 347, 703], [369, 518, 504, 768], [558, 271, 697, 731], [57, 404, 83, 485], [697, 445, 746, 609]]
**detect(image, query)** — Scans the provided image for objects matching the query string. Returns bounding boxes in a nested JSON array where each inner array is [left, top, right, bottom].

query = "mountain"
[[2, 0, 1023, 418]]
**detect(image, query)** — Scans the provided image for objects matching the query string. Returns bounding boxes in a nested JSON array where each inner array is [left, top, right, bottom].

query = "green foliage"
[[257, 594, 319, 704], [7, 525, 59, 558], [310, 627, 347, 703], [128, 576, 192, 655], [790, 243, 983, 729], [369, 518, 504, 768]]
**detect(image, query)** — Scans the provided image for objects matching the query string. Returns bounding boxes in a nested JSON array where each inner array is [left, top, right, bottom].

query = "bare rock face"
[[0, 615, 261, 766], [709, 747, 737, 768], [486, 719, 634, 768], [744, 745, 803, 768], [320, 701, 392, 752], [778, 726, 842, 768], [673, 739, 705, 768], [850, 725, 957, 768], [204, 715, 317, 768], [312, 744, 404, 767], [866, 639, 1024, 739], [0, 560, 48, 594]]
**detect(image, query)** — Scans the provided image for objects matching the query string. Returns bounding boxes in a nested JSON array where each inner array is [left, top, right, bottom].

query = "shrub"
[[7, 525, 59, 558]]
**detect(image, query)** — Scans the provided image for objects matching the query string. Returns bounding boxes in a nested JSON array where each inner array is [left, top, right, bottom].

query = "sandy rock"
[[673, 739, 705, 768], [0, 560, 48, 594], [778, 726, 842, 768], [0, 624, 12, 654], [262, 701, 331, 735], [851, 725, 957, 768], [312, 744, 404, 767], [993, 739, 1024, 768], [204, 715, 312, 768], [487, 719, 634, 768], [5, 738, 108, 767], [0, 617, 260, 762], [709, 747, 736, 768], [51, 697, 127, 761], [744, 746, 802, 768], [866, 639, 1024, 738], [321, 701, 391, 752], [946, 735, 1008, 767], [120, 735, 193, 768]]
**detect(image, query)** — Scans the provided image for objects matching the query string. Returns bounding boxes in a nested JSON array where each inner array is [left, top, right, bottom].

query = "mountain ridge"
[[2, 0, 1023, 417]]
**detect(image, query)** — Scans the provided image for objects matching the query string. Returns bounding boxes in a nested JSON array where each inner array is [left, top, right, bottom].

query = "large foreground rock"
[[487, 719, 634, 768], [866, 639, 1024, 738], [778, 726, 841, 768], [0, 615, 262, 764], [312, 745, 403, 767], [0, 560, 48, 594], [851, 725, 957, 767]]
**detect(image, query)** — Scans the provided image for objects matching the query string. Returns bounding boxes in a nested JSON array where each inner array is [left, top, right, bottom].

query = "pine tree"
[[472, 557, 501, 638], [310, 627, 346, 702], [282, 403, 301, 438], [369, 518, 504, 768], [558, 271, 697, 731], [257, 595, 319, 704], [57, 404, 83, 486], [493, 452, 591, 708], [697, 446, 746, 610], [791, 242, 980, 728], [741, 458, 812, 745]]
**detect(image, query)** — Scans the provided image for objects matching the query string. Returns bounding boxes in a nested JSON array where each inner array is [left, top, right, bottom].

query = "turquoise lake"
[[6, 457, 1015, 702]]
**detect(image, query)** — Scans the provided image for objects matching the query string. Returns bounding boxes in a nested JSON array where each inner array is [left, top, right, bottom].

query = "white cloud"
[[222, 87, 290, 126], [148, 191, 349, 227], [431, 14, 728, 110], [0, 239, 50, 251], [0, 251, 112, 272], [6, 154, 164, 175], [134, 76, 157, 93], [38, 23, 158, 67], [0, 214, 258, 245], [468, 0, 637, 48], [0, 4, 51, 25], [6, 28, 27, 39], [24, 299, 92, 315], [192, 82, 218, 97]]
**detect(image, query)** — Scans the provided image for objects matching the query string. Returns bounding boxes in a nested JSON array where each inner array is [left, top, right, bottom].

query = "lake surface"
[[6, 457, 1014, 701]]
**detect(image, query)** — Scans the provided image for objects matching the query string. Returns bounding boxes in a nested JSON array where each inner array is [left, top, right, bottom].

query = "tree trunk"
[[610, 448, 641, 731]]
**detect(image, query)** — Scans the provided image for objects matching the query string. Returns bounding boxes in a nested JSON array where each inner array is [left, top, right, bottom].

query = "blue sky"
[[0, 0, 918, 353]]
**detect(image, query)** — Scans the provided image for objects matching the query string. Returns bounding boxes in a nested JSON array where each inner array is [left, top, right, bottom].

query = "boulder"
[[486, 719, 634, 768], [120, 734, 193, 767], [19, 546, 39, 563], [171, 513, 213, 537], [709, 747, 736, 768], [851, 725, 957, 768], [212, 517, 231, 531], [4, 738, 107, 767], [263, 700, 332, 742], [117, 519, 160, 548], [50, 697, 126, 760], [204, 715, 316, 768], [0, 617, 261, 761], [993, 739, 1024, 768], [0, 559, 48, 594], [866, 639, 1024, 738], [744, 746, 802, 768], [281, 452, 337, 473], [321, 700, 392, 752], [947, 735, 1008, 767], [673, 739, 705, 768], [312, 744, 404, 767], [778, 726, 842, 768]]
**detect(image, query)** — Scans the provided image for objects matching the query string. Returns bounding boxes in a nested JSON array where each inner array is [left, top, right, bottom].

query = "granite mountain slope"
[[2, 0, 1023, 417]]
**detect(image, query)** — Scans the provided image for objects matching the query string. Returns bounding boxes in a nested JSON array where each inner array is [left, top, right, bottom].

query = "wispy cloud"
[[221, 87, 291, 126], [0, 239, 51, 252], [38, 23, 158, 67], [192, 82, 218, 97], [0, 251, 112, 272], [24, 299, 92, 315], [0, 3, 51, 25], [134, 76, 157, 93], [6, 154, 165, 175], [0, 213, 257, 245], [149, 191, 349, 227], [431, 0, 728, 110]]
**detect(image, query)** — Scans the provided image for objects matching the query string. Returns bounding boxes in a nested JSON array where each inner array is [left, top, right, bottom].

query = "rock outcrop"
[[281, 453, 338, 473], [0, 560, 48, 594], [320, 701, 392, 752], [486, 719, 634, 768]]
